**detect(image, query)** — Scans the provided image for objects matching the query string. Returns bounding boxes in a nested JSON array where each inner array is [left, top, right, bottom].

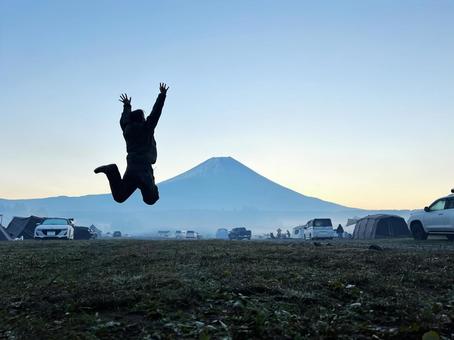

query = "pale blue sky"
[[1, 0, 453, 209]]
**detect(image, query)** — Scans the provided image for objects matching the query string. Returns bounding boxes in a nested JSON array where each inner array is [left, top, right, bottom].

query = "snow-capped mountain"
[[0, 157, 390, 233]]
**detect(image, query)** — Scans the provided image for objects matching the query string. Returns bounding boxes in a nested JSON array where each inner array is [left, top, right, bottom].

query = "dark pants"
[[104, 162, 159, 205]]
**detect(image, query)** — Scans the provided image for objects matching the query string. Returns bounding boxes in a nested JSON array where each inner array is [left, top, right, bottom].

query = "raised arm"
[[119, 93, 132, 130], [146, 83, 169, 130]]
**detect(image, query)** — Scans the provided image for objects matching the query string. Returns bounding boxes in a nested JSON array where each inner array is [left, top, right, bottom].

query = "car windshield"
[[313, 219, 332, 227], [42, 218, 68, 225]]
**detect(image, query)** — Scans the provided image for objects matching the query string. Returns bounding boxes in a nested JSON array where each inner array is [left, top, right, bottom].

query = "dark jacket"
[[120, 93, 166, 164]]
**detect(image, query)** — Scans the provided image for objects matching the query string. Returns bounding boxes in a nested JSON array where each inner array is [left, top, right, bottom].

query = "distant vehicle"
[[175, 230, 183, 239], [408, 191, 454, 241], [303, 219, 334, 240], [183, 230, 197, 239], [292, 225, 305, 238], [112, 231, 122, 238], [34, 218, 75, 240], [158, 230, 171, 238], [229, 227, 251, 240], [216, 228, 229, 240]]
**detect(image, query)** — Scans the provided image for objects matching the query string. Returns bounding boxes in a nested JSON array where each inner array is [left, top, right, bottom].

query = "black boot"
[[94, 164, 118, 175]]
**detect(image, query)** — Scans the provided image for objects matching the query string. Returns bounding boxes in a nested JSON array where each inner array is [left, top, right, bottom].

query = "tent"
[[0, 225, 11, 241], [6, 216, 45, 240], [353, 214, 410, 239], [74, 226, 94, 240], [89, 225, 102, 238]]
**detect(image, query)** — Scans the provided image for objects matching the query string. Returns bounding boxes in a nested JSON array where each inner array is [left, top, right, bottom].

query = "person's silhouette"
[[94, 83, 169, 205]]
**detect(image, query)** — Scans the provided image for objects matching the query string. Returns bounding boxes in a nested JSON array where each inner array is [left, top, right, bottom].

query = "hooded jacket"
[[119, 93, 166, 164]]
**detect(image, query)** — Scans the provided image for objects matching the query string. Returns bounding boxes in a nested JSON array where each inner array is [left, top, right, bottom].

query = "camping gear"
[[6, 216, 45, 239], [74, 226, 94, 240], [353, 214, 410, 239]]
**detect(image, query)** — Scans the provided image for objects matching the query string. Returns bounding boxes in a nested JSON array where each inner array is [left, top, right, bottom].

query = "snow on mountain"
[[157, 157, 347, 211]]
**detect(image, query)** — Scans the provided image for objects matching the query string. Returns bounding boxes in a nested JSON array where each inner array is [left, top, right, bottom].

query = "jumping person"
[[94, 83, 169, 205]]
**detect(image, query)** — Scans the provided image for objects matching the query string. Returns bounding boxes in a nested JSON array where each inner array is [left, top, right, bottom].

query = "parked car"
[[408, 190, 454, 241], [292, 225, 305, 238], [229, 227, 251, 240], [113, 231, 122, 238], [303, 218, 334, 240], [183, 230, 197, 239], [215, 228, 229, 240], [34, 218, 75, 240], [158, 230, 171, 238]]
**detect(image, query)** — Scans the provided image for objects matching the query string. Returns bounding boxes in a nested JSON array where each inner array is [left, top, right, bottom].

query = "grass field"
[[0, 239, 453, 339]]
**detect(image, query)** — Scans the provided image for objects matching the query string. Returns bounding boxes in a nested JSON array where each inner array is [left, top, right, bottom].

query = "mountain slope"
[[0, 157, 363, 232], [157, 157, 347, 211]]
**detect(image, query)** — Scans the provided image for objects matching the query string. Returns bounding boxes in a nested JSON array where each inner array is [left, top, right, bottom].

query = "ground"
[[0, 239, 453, 339]]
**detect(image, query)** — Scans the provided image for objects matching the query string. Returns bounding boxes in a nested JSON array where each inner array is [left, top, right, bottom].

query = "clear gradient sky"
[[1, 0, 453, 209]]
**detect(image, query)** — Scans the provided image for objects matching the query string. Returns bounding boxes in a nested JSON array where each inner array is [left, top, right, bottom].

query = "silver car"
[[407, 190, 454, 241]]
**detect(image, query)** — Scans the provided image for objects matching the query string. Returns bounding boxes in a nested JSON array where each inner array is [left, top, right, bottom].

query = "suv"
[[408, 190, 454, 241], [229, 227, 251, 240], [34, 218, 75, 240]]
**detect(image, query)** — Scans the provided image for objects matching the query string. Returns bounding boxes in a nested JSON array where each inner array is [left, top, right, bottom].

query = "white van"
[[34, 218, 75, 240], [183, 230, 197, 240], [292, 225, 305, 238], [303, 219, 334, 240]]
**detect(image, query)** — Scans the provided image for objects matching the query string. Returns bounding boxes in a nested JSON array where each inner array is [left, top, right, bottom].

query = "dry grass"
[[0, 238, 453, 339]]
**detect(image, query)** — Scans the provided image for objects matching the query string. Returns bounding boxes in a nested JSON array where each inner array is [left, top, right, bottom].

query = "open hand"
[[159, 83, 169, 94], [119, 93, 132, 106]]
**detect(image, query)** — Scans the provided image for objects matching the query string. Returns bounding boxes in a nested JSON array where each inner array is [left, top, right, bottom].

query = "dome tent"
[[7, 216, 45, 240], [0, 225, 11, 241], [353, 214, 410, 239]]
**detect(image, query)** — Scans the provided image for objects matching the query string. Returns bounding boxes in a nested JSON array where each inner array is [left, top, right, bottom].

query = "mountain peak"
[[157, 156, 346, 213], [203, 156, 236, 165], [198, 156, 245, 170], [162, 156, 254, 183]]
